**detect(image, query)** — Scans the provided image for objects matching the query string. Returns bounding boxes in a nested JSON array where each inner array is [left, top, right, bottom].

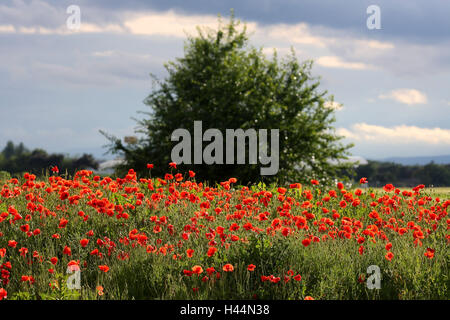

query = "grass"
[[0, 170, 448, 300]]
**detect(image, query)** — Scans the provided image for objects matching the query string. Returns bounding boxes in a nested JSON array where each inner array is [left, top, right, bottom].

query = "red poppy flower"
[[0, 288, 7, 300], [98, 265, 110, 273], [302, 238, 311, 247], [206, 267, 216, 275], [358, 245, 364, 255], [19, 247, 28, 257], [293, 274, 302, 281], [424, 248, 435, 259], [192, 265, 203, 274], [59, 218, 68, 229], [385, 252, 394, 261], [80, 239, 89, 248], [247, 264, 256, 271], [186, 249, 194, 258], [8, 240, 17, 248], [223, 264, 234, 272], [63, 246, 72, 256]]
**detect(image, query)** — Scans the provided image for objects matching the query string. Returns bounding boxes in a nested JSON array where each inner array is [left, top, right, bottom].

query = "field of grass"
[[0, 168, 448, 300], [368, 187, 450, 197]]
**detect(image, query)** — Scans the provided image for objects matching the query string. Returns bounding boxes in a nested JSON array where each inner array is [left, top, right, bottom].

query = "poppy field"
[[0, 164, 448, 300]]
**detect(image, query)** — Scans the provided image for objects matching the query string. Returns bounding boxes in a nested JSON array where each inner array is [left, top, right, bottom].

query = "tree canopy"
[[104, 14, 353, 184], [0, 141, 98, 176]]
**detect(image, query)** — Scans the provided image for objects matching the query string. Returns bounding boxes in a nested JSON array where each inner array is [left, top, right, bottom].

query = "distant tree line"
[[352, 160, 450, 187], [0, 141, 99, 176]]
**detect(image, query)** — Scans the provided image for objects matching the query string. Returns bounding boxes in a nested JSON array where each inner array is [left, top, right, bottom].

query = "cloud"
[[379, 89, 428, 105], [316, 56, 371, 70], [57, 0, 450, 43], [123, 10, 237, 38], [337, 123, 450, 145], [0, 24, 15, 33], [324, 101, 343, 111], [1, 2, 448, 77], [261, 23, 327, 47]]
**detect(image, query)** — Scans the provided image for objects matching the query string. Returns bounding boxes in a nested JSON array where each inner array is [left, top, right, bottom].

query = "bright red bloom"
[[98, 265, 110, 273], [302, 238, 311, 247], [359, 177, 368, 184], [206, 267, 216, 275], [18, 247, 28, 257], [59, 218, 68, 229], [63, 246, 72, 256], [186, 249, 194, 258], [222, 264, 234, 272], [358, 245, 364, 255], [192, 265, 203, 274], [424, 248, 435, 259], [183, 270, 193, 277], [21, 275, 35, 284], [383, 184, 395, 192], [8, 240, 17, 248], [207, 247, 217, 257], [385, 251, 394, 261], [80, 239, 89, 248], [0, 288, 7, 300], [247, 264, 256, 271], [169, 162, 177, 169]]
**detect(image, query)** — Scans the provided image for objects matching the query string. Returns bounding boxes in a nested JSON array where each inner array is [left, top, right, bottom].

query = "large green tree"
[[103, 14, 353, 184]]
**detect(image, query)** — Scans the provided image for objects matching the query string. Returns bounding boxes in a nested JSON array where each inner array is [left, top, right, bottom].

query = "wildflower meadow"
[[0, 164, 448, 300]]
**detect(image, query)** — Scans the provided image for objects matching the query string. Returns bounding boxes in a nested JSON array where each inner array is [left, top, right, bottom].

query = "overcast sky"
[[1, 0, 449, 160]]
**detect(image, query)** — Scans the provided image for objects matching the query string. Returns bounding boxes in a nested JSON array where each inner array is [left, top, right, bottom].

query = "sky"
[[0, 0, 449, 161]]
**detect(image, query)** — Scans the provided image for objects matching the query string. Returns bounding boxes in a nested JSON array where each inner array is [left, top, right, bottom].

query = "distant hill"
[[380, 155, 450, 166]]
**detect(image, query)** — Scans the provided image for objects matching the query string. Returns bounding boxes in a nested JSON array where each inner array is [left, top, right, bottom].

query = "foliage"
[[103, 13, 353, 185], [0, 141, 99, 176], [354, 160, 450, 187]]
